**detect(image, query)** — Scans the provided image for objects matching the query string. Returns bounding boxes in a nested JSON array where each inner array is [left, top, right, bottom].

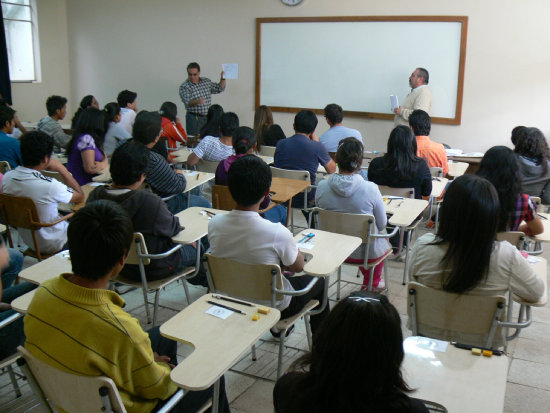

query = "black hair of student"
[[0, 105, 15, 128], [510, 125, 527, 147], [45, 95, 67, 116], [416, 67, 429, 84], [159, 101, 178, 122], [514, 127, 550, 174], [228, 155, 271, 207], [408, 109, 431, 136], [103, 102, 121, 124], [253, 105, 274, 151], [324, 103, 343, 125], [280, 291, 414, 413], [110, 142, 149, 186], [232, 126, 257, 155], [384, 125, 421, 180], [434, 175, 500, 293], [116, 90, 137, 108], [71, 95, 95, 128], [199, 104, 224, 138], [0, 98, 7, 106], [336, 137, 363, 172], [220, 112, 239, 137], [20, 131, 54, 167], [294, 110, 318, 134], [132, 110, 162, 145], [187, 62, 200, 72], [68, 200, 134, 281], [477, 146, 521, 232], [67, 107, 106, 157]]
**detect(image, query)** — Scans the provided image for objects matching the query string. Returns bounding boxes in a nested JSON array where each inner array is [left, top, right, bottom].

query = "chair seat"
[[275, 299, 319, 331], [364, 249, 393, 269], [115, 266, 196, 291]]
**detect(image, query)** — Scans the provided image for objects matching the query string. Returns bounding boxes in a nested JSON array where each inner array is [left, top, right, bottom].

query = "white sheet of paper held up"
[[222, 63, 238, 79], [390, 95, 399, 110]]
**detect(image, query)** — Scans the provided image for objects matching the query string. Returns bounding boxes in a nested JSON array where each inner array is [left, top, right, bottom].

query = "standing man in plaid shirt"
[[179, 62, 226, 136]]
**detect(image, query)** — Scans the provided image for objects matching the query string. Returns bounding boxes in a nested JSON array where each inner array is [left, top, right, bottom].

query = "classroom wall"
[[14, 0, 550, 153]]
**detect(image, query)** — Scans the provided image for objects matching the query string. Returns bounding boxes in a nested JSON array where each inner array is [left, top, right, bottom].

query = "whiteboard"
[[256, 17, 468, 125]]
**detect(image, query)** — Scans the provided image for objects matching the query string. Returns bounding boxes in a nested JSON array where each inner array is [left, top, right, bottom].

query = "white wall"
[[16, 0, 550, 153]]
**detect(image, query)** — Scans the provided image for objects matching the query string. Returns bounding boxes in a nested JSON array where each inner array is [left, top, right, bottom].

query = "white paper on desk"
[[206, 305, 233, 319], [222, 63, 238, 79], [527, 256, 543, 264], [390, 95, 399, 110], [415, 337, 448, 352], [186, 171, 199, 176], [90, 182, 105, 187], [298, 242, 315, 250]]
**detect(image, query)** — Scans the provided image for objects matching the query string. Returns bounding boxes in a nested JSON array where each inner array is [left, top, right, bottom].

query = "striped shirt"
[[509, 193, 536, 231], [179, 77, 224, 116], [146, 149, 186, 197], [192, 135, 234, 161]]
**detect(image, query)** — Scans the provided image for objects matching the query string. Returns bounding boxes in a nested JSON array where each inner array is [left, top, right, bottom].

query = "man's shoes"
[[270, 325, 295, 339]]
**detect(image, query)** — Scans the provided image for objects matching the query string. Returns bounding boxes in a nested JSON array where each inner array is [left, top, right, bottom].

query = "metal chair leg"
[[251, 344, 257, 361], [305, 315, 313, 350], [336, 267, 342, 300], [142, 288, 151, 324], [277, 331, 286, 379], [7, 365, 21, 397], [153, 290, 161, 326], [182, 280, 191, 306]]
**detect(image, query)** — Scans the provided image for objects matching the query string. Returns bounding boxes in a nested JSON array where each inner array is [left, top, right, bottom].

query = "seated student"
[[2, 131, 84, 254], [209, 155, 329, 335], [37, 95, 71, 152], [88, 142, 207, 285], [24, 200, 230, 413], [70, 95, 99, 129], [316, 138, 391, 290], [273, 291, 429, 413], [274, 110, 336, 209], [66, 107, 109, 185], [410, 175, 544, 346], [514, 127, 550, 204], [132, 111, 210, 214], [215, 126, 286, 225], [511, 125, 527, 148], [408, 109, 449, 176], [477, 146, 543, 236], [187, 112, 237, 167], [0, 98, 27, 139], [117, 89, 138, 134], [199, 104, 224, 139], [160, 101, 187, 148], [254, 105, 286, 150], [103, 102, 132, 156], [0, 105, 22, 169], [319, 103, 363, 156]]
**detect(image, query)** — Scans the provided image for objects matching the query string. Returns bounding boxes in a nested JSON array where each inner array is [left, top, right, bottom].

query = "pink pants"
[[344, 256, 385, 288]]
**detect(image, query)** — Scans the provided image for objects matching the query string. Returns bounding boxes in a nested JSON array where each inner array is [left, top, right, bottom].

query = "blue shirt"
[[0, 131, 22, 169], [274, 134, 332, 203], [319, 125, 363, 153]]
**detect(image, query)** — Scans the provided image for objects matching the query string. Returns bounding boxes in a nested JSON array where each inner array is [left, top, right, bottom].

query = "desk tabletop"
[[182, 171, 215, 193], [160, 294, 280, 390], [402, 336, 509, 413], [270, 177, 310, 204], [70, 183, 104, 211], [294, 229, 362, 277], [172, 207, 227, 244], [430, 177, 448, 198], [92, 168, 111, 183], [384, 198, 428, 227], [447, 160, 469, 178], [514, 256, 548, 306], [19, 251, 71, 285], [11, 289, 36, 313]]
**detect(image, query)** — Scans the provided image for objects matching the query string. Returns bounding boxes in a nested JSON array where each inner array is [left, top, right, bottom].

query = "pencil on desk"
[[196, 173, 200, 180], [207, 300, 246, 315]]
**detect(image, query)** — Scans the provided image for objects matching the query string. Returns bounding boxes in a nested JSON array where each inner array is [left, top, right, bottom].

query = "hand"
[[220, 70, 225, 80], [176, 116, 180, 124], [0, 302, 11, 312], [0, 244, 8, 270], [310, 133, 319, 142], [393, 107, 402, 115], [154, 352, 175, 369]]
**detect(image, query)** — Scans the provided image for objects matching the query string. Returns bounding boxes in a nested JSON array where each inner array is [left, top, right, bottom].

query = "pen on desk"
[[304, 234, 315, 243], [451, 342, 503, 356], [540, 214, 547, 220], [207, 300, 246, 315], [203, 210, 216, 218], [298, 233, 314, 243], [212, 294, 253, 307]]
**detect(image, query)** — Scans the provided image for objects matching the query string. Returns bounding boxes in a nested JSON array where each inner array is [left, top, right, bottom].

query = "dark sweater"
[[368, 156, 432, 199]]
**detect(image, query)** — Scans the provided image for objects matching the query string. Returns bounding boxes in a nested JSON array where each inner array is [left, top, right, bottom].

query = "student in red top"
[[159, 101, 187, 148], [409, 109, 449, 176]]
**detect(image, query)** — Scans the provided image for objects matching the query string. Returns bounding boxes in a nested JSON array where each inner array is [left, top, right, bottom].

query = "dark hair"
[[282, 291, 414, 413], [228, 155, 271, 206], [514, 127, 550, 174], [511, 125, 527, 147], [324, 103, 343, 125], [220, 112, 239, 137], [103, 102, 121, 124], [383, 125, 421, 180], [416, 67, 429, 84], [20, 131, 54, 167], [71, 95, 95, 129], [116, 90, 137, 108], [477, 146, 521, 232], [0, 98, 7, 106], [408, 109, 431, 136], [67, 107, 106, 157], [159, 101, 178, 122], [132, 111, 161, 145], [253, 105, 274, 151], [0, 105, 15, 128], [294, 110, 318, 134], [187, 62, 200, 72], [199, 104, 224, 138], [46, 95, 67, 116], [232, 126, 257, 155], [336, 137, 363, 172], [110, 142, 149, 186], [68, 200, 133, 281], [434, 175, 500, 293]]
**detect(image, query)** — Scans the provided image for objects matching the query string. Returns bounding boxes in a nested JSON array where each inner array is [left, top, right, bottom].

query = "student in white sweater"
[[316, 137, 391, 289]]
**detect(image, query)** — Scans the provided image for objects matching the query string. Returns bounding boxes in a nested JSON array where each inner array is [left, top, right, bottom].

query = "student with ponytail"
[[103, 102, 131, 156], [159, 101, 187, 148]]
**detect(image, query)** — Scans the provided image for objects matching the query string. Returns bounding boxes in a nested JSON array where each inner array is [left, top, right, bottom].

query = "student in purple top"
[[66, 107, 109, 185]]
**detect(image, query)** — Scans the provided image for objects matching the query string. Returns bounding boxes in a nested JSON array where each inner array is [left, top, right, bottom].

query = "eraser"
[[482, 350, 493, 357], [471, 348, 482, 356], [258, 306, 270, 314], [252, 313, 260, 321]]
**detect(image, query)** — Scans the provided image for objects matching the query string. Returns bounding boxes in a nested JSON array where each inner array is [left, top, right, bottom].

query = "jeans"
[[282, 275, 329, 334], [175, 238, 210, 288], [2, 248, 24, 289], [185, 112, 207, 136], [263, 204, 287, 226], [166, 193, 212, 215]]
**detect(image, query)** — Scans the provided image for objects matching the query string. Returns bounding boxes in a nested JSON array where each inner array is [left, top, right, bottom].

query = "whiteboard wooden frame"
[[255, 16, 468, 125]]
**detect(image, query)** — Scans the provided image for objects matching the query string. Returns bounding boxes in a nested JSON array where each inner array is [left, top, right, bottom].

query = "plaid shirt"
[[509, 193, 536, 231], [179, 77, 224, 116]]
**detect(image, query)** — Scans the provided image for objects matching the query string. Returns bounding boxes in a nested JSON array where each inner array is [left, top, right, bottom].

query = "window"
[[2, 0, 39, 82]]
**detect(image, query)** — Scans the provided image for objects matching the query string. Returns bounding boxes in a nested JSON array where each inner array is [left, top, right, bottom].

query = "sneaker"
[[374, 279, 386, 292], [270, 324, 295, 339]]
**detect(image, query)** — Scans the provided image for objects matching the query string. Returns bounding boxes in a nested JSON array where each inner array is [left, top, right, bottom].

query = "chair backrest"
[[0, 193, 41, 229], [17, 346, 127, 413], [204, 253, 284, 303], [429, 167, 443, 178], [270, 166, 310, 183], [0, 161, 11, 174], [315, 208, 374, 244], [196, 159, 220, 173], [377, 185, 415, 198], [125, 232, 151, 266], [212, 185, 236, 211], [407, 281, 507, 348], [496, 231, 526, 249], [258, 146, 276, 157]]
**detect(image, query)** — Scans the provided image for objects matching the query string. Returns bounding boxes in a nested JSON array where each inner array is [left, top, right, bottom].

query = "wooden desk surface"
[[160, 294, 280, 391], [70, 183, 104, 211], [173, 207, 227, 244], [384, 198, 429, 227], [270, 177, 310, 204], [447, 160, 469, 178], [430, 177, 448, 198], [530, 212, 550, 243], [182, 171, 215, 193], [172, 148, 193, 163], [92, 168, 111, 183], [402, 336, 508, 413], [293, 229, 361, 277], [19, 251, 71, 285], [11, 289, 36, 313], [513, 256, 548, 307]]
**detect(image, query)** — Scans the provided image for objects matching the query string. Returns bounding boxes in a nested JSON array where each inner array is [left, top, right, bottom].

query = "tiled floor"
[[2, 217, 550, 412]]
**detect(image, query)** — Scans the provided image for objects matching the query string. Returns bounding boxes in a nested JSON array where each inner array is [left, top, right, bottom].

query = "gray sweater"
[[37, 116, 71, 152], [517, 155, 550, 204]]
